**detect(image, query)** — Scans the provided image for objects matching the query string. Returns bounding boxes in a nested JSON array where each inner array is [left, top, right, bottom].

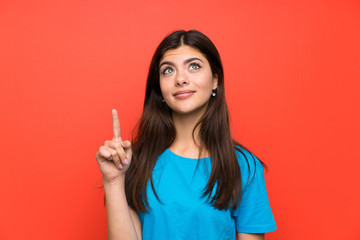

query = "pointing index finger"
[[112, 109, 121, 141]]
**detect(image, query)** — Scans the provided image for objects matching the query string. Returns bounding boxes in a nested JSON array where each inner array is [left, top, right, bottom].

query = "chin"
[[171, 106, 208, 116]]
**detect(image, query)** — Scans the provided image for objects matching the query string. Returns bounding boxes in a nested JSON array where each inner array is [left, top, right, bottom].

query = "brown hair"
[[125, 30, 265, 212]]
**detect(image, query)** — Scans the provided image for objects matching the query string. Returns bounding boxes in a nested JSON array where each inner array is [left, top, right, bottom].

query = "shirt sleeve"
[[231, 149, 277, 233]]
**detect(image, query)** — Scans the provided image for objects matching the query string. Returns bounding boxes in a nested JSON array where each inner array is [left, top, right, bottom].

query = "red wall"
[[1, 0, 359, 239]]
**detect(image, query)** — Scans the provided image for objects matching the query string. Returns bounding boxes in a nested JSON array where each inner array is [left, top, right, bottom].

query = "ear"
[[212, 74, 218, 90]]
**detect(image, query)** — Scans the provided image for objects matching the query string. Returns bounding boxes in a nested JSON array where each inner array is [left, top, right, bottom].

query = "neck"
[[169, 110, 208, 158]]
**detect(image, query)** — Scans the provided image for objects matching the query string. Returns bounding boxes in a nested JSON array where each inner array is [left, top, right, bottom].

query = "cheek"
[[198, 75, 215, 92], [159, 80, 170, 97]]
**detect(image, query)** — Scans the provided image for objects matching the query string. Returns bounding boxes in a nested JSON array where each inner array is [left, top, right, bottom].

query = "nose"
[[175, 71, 189, 86]]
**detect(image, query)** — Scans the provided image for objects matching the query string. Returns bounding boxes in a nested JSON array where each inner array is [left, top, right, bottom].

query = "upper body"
[[96, 30, 276, 240], [138, 148, 276, 240]]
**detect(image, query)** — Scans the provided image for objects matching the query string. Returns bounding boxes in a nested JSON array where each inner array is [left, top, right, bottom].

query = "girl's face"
[[159, 45, 218, 116]]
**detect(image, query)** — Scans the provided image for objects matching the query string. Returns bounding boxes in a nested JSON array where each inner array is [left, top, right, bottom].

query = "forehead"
[[160, 45, 207, 63]]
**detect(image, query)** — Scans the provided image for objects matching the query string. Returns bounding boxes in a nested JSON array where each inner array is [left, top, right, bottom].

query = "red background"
[[1, 0, 359, 239]]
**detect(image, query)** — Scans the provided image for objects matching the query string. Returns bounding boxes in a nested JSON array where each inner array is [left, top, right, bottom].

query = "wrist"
[[102, 175, 125, 187]]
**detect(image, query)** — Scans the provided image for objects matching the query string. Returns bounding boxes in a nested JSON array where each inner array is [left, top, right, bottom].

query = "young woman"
[[96, 30, 276, 240]]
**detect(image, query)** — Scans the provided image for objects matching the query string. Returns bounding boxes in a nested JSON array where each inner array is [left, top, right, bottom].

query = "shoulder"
[[234, 145, 264, 185], [235, 145, 263, 170]]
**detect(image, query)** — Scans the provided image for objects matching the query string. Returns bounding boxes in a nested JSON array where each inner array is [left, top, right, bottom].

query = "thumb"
[[121, 140, 132, 149]]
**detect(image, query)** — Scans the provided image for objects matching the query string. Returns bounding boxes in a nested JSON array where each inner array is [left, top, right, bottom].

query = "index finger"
[[112, 109, 121, 141]]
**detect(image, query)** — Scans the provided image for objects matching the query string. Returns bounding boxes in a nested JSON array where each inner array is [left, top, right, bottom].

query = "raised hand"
[[96, 109, 132, 183]]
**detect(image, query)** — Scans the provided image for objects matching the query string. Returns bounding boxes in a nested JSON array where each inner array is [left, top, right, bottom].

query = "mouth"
[[173, 90, 195, 99]]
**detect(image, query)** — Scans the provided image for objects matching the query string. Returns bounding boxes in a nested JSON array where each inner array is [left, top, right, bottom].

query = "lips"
[[173, 90, 195, 99]]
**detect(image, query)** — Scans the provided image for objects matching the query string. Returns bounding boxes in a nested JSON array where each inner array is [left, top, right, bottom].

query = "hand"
[[96, 109, 132, 183]]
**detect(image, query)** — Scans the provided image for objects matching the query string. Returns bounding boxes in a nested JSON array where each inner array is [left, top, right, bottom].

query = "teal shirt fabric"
[[137, 148, 276, 240]]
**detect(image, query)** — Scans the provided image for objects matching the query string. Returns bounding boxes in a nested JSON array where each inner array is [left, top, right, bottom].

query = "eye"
[[189, 63, 201, 70], [162, 67, 174, 75]]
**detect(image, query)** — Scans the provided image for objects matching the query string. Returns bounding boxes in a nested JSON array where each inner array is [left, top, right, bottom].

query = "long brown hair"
[[125, 30, 265, 212]]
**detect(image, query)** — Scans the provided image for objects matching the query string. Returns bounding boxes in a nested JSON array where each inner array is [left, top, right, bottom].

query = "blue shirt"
[[138, 148, 276, 240]]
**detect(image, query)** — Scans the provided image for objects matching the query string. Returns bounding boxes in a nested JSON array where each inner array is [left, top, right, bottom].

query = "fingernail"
[[124, 158, 128, 165], [118, 163, 123, 169], [109, 156, 113, 160], [121, 140, 126, 145]]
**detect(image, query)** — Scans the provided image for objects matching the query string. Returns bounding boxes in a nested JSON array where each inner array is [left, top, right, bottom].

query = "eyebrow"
[[159, 57, 204, 68]]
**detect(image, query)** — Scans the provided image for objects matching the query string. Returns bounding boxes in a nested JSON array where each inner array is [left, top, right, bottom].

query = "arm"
[[232, 150, 277, 236], [103, 178, 142, 240], [237, 233, 264, 240], [96, 109, 142, 240]]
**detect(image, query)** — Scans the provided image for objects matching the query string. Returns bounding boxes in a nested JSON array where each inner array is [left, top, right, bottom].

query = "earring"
[[162, 99, 165, 103], [211, 90, 216, 97]]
